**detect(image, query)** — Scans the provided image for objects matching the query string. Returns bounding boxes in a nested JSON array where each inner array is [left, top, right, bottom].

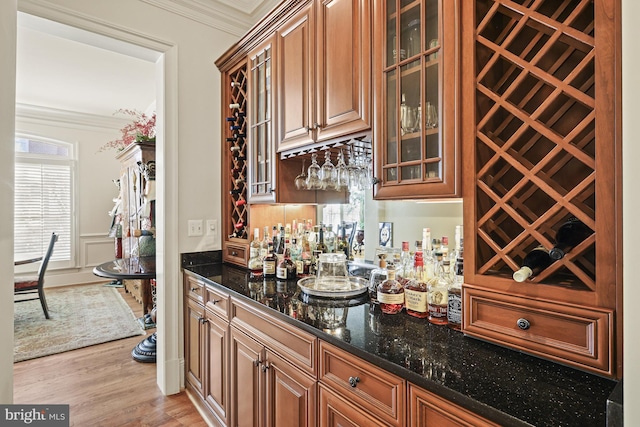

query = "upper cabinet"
[[277, 0, 372, 154], [373, 0, 461, 200], [460, 0, 621, 377]]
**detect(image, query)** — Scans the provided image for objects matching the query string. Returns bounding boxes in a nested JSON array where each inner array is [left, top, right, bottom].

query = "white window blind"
[[14, 137, 74, 264]]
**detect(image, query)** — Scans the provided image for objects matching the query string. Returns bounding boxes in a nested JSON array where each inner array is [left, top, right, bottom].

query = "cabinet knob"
[[262, 363, 270, 372], [348, 376, 360, 387], [253, 358, 261, 367], [231, 251, 238, 256], [516, 318, 531, 330]]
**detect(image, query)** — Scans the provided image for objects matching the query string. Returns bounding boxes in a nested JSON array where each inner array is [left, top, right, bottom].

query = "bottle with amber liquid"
[[404, 244, 428, 318], [377, 268, 405, 315], [427, 252, 449, 325], [262, 241, 277, 278], [276, 241, 296, 281]]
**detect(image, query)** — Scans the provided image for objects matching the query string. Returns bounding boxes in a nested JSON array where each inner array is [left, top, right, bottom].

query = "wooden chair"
[[14, 233, 58, 319]]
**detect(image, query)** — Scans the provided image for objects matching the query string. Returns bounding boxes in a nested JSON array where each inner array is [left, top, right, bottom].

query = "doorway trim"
[[18, 0, 182, 395]]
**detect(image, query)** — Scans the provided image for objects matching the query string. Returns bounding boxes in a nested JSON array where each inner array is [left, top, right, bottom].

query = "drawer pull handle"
[[262, 363, 270, 372], [517, 318, 531, 330], [231, 251, 238, 256], [190, 287, 199, 292], [348, 376, 360, 387], [211, 299, 220, 305]]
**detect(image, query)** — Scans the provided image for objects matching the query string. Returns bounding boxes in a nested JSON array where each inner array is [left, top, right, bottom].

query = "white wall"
[[14, 111, 128, 285]]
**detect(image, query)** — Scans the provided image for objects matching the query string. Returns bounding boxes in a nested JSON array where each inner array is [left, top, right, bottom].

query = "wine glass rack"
[[471, 0, 599, 290], [226, 64, 249, 241]]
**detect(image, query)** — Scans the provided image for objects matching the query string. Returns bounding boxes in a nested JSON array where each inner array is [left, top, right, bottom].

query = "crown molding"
[[15, 103, 127, 131]]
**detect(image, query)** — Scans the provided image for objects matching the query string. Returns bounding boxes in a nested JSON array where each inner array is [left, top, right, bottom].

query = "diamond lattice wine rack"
[[227, 64, 249, 241], [470, 0, 606, 290]]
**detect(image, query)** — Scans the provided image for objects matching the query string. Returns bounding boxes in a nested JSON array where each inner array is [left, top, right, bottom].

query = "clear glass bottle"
[[324, 224, 336, 253], [405, 246, 428, 318], [428, 252, 449, 325], [447, 250, 464, 330], [377, 268, 404, 315], [261, 226, 270, 260], [399, 241, 413, 282], [248, 228, 263, 277]]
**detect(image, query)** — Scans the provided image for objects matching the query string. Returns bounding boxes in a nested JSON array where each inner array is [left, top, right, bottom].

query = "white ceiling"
[[15, 0, 280, 118]]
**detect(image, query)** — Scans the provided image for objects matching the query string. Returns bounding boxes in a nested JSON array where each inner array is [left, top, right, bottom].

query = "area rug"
[[14, 283, 145, 362]]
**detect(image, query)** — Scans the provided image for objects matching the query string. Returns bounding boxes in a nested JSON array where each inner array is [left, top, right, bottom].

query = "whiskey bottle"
[[377, 268, 405, 315], [427, 252, 449, 325], [404, 246, 428, 318], [248, 228, 263, 277], [513, 246, 553, 282], [549, 218, 591, 260], [276, 241, 296, 281], [315, 226, 328, 254], [260, 226, 270, 259], [262, 241, 277, 278]]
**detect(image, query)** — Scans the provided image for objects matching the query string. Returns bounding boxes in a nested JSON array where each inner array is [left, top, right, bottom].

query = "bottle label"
[[250, 247, 259, 258], [260, 248, 268, 258], [295, 260, 304, 275], [276, 266, 287, 279], [263, 261, 276, 275], [447, 294, 462, 323], [404, 289, 428, 312], [377, 291, 405, 305]]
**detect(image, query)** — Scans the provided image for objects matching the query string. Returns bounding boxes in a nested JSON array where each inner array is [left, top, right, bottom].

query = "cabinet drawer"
[[319, 341, 405, 426], [224, 243, 247, 267], [230, 297, 317, 377], [205, 285, 229, 321], [184, 274, 205, 304], [463, 287, 613, 375]]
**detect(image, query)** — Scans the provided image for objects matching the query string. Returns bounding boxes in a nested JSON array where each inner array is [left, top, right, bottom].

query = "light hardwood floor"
[[13, 286, 208, 427]]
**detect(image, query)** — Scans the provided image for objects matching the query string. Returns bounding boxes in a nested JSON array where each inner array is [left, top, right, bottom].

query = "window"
[[14, 136, 75, 267]]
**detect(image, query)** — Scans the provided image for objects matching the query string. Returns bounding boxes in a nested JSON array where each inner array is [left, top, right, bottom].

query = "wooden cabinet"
[[277, 0, 371, 154], [230, 328, 317, 427], [373, 0, 461, 200], [318, 340, 405, 426], [408, 384, 499, 427], [460, 0, 621, 377], [230, 297, 317, 427], [184, 273, 230, 427]]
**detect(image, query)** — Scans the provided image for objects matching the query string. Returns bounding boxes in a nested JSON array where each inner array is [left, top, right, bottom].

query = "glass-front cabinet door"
[[248, 38, 276, 203], [373, 0, 460, 200]]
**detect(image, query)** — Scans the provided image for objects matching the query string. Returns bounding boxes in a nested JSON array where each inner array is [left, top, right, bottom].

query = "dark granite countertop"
[[182, 253, 618, 427]]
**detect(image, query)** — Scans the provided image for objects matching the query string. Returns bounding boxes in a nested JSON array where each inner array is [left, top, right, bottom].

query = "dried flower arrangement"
[[100, 109, 156, 152]]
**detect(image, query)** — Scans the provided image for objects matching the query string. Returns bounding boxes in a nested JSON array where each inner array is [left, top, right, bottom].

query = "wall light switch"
[[207, 219, 217, 237], [188, 220, 203, 236]]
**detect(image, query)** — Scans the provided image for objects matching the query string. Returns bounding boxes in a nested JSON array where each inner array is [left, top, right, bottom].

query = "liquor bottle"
[[315, 226, 328, 254], [324, 224, 336, 253], [248, 228, 263, 277], [336, 225, 349, 258], [452, 225, 463, 262], [427, 252, 449, 325], [276, 226, 286, 263], [261, 226, 270, 259], [271, 226, 279, 256], [441, 236, 449, 259], [276, 241, 297, 281], [447, 250, 463, 330], [423, 229, 434, 280], [289, 237, 302, 266], [549, 218, 591, 260], [404, 246, 428, 318], [262, 241, 277, 278], [377, 268, 405, 315], [513, 246, 553, 282], [399, 241, 413, 282]]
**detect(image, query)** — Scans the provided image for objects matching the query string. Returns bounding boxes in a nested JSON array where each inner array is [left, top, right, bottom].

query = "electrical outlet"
[[188, 220, 203, 237], [207, 220, 217, 237]]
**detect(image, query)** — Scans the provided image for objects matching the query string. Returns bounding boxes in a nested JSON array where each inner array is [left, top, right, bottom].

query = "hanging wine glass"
[[294, 159, 307, 190], [306, 153, 322, 190], [347, 147, 360, 191], [336, 150, 349, 190], [320, 150, 337, 190]]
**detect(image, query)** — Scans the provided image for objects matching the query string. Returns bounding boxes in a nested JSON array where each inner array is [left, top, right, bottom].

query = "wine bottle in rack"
[[549, 218, 591, 260], [233, 132, 246, 139], [513, 246, 553, 282], [230, 189, 243, 195], [235, 199, 247, 207], [230, 146, 242, 153], [229, 103, 240, 109], [230, 125, 242, 131], [226, 116, 236, 122], [226, 137, 238, 143]]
